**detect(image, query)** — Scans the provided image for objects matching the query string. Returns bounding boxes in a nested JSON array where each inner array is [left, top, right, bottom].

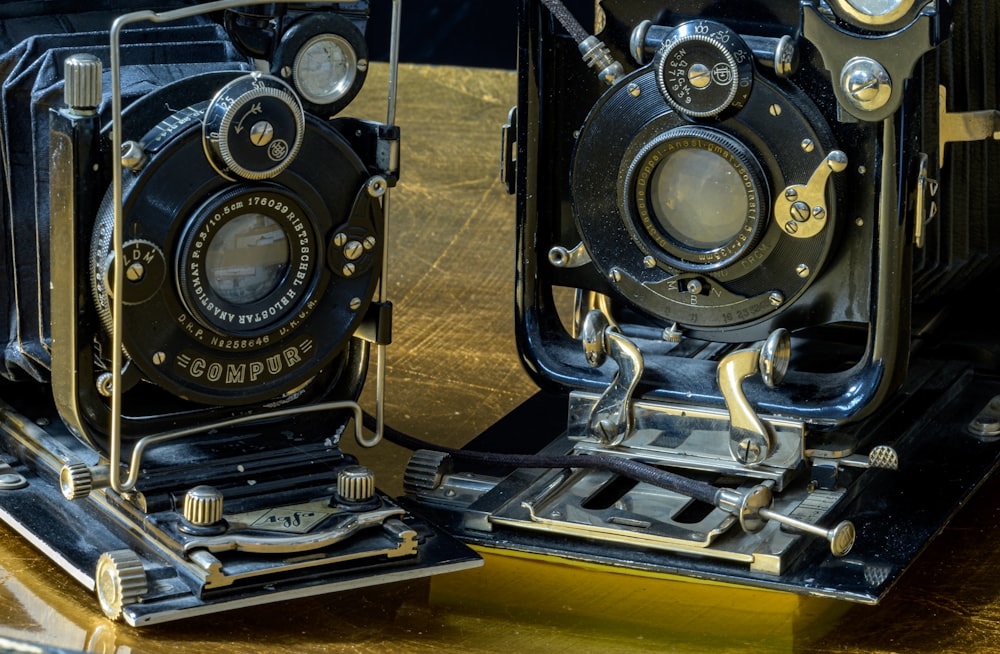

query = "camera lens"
[[648, 147, 750, 249], [176, 187, 318, 335], [627, 127, 767, 272], [205, 213, 289, 305]]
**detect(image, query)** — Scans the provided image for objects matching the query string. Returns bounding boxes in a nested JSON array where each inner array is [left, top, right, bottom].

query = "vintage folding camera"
[[0, 0, 479, 626], [404, 0, 1000, 602]]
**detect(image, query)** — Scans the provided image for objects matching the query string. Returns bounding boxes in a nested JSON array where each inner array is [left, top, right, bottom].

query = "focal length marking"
[[176, 188, 318, 336]]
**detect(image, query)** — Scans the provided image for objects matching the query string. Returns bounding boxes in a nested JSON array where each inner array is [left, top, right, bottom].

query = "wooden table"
[[2, 63, 999, 654]]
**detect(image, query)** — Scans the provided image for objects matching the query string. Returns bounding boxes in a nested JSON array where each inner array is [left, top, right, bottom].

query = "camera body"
[[405, 0, 1000, 602], [0, 0, 479, 626]]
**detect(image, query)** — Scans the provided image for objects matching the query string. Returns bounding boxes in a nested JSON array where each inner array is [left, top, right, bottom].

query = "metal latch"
[[500, 105, 517, 194]]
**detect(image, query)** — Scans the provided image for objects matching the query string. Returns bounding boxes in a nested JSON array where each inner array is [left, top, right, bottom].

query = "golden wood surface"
[[2, 63, 1000, 653]]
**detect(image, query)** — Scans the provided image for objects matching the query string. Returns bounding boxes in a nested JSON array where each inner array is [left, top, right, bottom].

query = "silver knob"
[[337, 465, 375, 503], [60, 461, 92, 500], [403, 450, 453, 494], [183, 485, 224, 527], [95, 549, 148, 621], [717, 484, 856, 557], [840, 57, 892, 112], [60, 462, 110, 500], [63, 52, 103, 112]]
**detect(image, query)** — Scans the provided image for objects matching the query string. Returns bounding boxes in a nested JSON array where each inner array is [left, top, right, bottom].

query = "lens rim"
[[91, 96, 382, 406], [829, 0, 920, 26], [271, 12, 369, 118], [175, 186, 318, 336], [623, 126, 768, 273]]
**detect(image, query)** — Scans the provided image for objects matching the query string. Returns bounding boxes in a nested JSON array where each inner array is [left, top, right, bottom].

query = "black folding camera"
[[0, 0, 479, 626], [404, 0, 1000, 602]]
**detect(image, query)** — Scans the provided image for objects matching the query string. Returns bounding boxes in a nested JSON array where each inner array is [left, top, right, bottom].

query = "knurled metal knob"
[[60, 463, 110, 500], [403, 449, 453, 494], [95, 549, 148, 621], [337, 465, 375, 503], [182, 485, 225, 527], [63, 52, 103, 111], [60, 461, 93, 500]]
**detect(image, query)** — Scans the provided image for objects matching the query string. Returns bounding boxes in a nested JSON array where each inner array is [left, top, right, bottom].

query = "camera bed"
[[0, 383, 480, 626], [405, 356, 1000, 603]]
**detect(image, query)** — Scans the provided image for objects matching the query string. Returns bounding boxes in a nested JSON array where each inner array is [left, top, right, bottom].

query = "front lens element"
[[649, 147, 750, 250], [177, 188, 317, 335], [205, 214, 289, 305], [628, 127, 768, 272]]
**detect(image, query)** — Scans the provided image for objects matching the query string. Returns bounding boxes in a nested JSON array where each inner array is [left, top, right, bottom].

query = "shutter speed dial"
[[203, 72, 305, 181], [653, 20, 754, 119]]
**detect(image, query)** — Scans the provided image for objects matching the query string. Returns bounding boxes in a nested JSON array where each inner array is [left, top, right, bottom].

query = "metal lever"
[[581, 310, 644, 446], [809, 444, 899, 490], [835, 445, 900, 471], [548, 241, 592, 268], [773, 150, 847, 239], [718, 329, 791, 466], [717, 484, 855, 557]]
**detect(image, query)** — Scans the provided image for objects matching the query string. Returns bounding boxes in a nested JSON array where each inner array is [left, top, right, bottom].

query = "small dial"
[[653, 20, 754, 119], [293, 34, 360, 105], [203, 72, 305, 181], [97, 239, 166, 307]]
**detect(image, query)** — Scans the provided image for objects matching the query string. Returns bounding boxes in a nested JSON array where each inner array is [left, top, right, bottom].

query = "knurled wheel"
[[403, 449, 453, 494], [60, 461, 93, 500], [95, 549, 148, 621], [337, 465, 376, 503], [183, 485, 225, 526]]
